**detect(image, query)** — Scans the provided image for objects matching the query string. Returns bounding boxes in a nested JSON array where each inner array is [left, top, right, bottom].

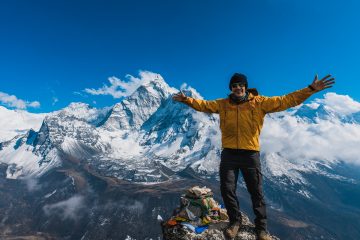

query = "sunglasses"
[[231, 83, 245, 88]]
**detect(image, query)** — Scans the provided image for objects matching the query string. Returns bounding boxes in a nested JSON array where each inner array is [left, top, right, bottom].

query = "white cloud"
[[0, 91, 40, 109], [28, 101, 40, 108], [84, 70, 163, 99], [259, 93, 360, 183], [314, 92, 360, 115], [24, 177, 41, 192], [263, 116, 358, 162], [43, 195, 85, 220], [73, 91, 88, 98], [180, 82, 203, 99], [261, 113, 360, 182], [180, 83, 188, 90], [306, 102, 320, 109]]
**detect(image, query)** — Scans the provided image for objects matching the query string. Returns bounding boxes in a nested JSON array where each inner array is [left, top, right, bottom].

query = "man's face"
[[231, 83, 246, 97]]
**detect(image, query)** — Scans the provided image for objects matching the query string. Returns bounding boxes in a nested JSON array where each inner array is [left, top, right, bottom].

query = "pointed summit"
[[101, 73, 177, 131], [128, 71, 177, 99]]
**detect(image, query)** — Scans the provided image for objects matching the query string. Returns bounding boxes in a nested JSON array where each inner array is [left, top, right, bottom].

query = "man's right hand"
[[172, 91, 187, 102]]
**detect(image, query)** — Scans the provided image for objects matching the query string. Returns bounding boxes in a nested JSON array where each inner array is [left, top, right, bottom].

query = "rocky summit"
[[162, 186, 279, 240], [163, 215, 279, 240]]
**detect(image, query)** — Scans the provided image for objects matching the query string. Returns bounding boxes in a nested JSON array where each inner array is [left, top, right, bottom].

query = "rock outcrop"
[[162, 186, 279, 240]]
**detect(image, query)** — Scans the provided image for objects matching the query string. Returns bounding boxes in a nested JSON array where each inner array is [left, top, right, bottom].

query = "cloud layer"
[[314, 92, 360, 115], [43, 195, 85, 220], [262, 116, 360, 164], [0, 91, 40, 109], [84, 71, 163, 99], [261, 93, 360, 182]]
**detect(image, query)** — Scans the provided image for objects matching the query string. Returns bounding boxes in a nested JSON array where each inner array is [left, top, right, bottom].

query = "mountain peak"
[[130, 72, 177, 99], [59, 102, 95, 120], [66, 102, 92, 110], [102, 73, 178, 130], [48, 102, 111, 127], [293, 95, 360, 123]]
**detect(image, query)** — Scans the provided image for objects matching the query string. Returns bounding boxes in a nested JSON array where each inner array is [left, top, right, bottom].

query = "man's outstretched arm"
[[172, 91, 219, 113], [260, 74, 335, 114]]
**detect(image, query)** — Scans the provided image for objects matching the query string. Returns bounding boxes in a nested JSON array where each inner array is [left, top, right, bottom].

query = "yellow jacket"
[[182, 87, 315, 151]]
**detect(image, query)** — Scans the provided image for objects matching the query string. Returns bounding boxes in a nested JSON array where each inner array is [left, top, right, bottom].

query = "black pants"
[[220, 148, 267, 231]]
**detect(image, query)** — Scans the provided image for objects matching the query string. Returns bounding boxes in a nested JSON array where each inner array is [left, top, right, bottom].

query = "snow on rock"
[[56, 102, 111, 126], [0, 106, 45, 142], [0, 141, 60, 179]]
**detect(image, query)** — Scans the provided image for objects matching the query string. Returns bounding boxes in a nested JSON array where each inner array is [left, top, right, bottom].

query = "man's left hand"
[[310, 74, 335, 92]]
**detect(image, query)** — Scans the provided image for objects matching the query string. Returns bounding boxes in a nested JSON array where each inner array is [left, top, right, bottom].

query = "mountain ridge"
[[1, 75, 360, 239]]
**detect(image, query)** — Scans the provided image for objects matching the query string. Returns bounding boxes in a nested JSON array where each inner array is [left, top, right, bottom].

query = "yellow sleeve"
[[260, 87, 315, 113], [182, 97, 220, 113]]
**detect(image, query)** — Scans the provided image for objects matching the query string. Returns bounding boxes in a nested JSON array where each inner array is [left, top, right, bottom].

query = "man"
[[172, 73, 335, 240]]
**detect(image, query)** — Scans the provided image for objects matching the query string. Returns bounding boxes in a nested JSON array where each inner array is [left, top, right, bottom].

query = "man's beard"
[[229, 91, 248, 104]]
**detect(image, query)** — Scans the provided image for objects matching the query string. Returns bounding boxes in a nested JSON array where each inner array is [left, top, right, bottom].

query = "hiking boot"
[[256, 229, 272, 240], [225, 221, 241, 239]]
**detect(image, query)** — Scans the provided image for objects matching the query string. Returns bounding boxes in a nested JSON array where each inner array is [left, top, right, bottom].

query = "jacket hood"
[[247, 88, 259, 97]]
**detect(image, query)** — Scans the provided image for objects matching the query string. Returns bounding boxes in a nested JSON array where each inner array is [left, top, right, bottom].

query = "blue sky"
[[0, 0, 359, 113]]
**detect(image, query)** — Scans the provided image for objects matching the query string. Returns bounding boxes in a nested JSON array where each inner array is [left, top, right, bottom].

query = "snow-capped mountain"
[[0, 75, 223, 182], [1, 74, 360, 239], [290, 93, 360, 124], [101, 76, 176, 131], [1, 77, 359, 187]]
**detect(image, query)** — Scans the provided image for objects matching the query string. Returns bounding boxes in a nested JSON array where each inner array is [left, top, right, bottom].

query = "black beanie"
[[229, 73, 248, 90]]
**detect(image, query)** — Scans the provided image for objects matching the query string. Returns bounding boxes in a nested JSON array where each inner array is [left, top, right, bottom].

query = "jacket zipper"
[[224, 106, 226, 127], [251, 109, 254, 133], [236, 105, 239, 149]]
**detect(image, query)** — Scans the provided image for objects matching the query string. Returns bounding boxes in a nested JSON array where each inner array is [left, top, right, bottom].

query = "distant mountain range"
[[1, 75, 359, 239]]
